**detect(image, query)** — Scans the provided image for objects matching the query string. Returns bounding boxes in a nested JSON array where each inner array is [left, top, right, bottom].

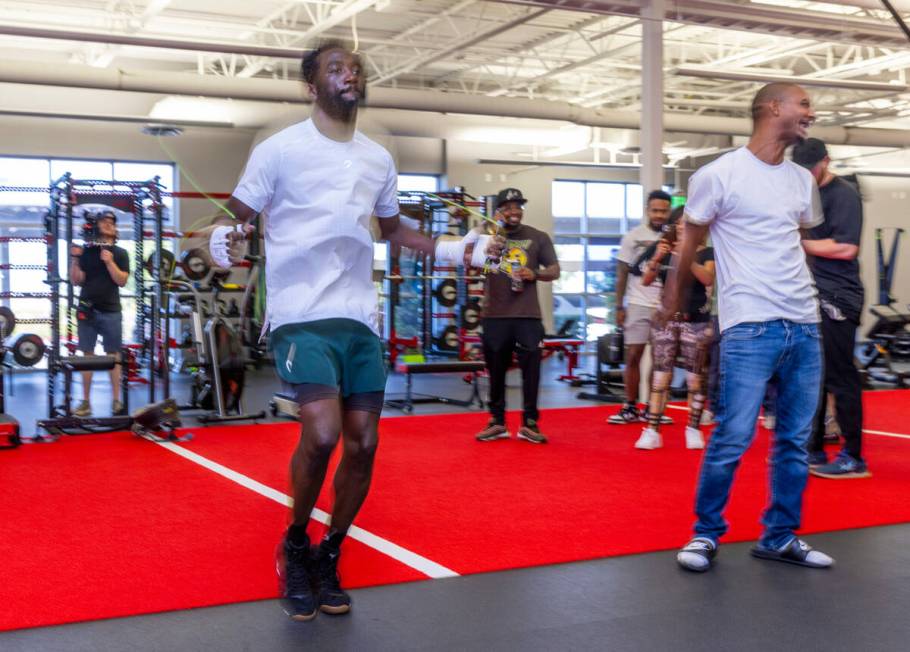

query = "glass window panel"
[[0, 157, 50, 206], [552, 181, 584, 218], [586, 217, 622, 235], [583, 294, 616, 342], [626, 183, 643, 222], [115, 162, 176, 213], [397, 174, 438, 193], [51, 159, 112, 182], [554, 217, 581, 233], [586, 183, 625, 218], [553, 294, 583, 339]]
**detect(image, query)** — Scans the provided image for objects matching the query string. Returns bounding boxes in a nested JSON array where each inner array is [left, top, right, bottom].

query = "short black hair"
[[301, 40, 351, 85], [647, 189, 672, 205]]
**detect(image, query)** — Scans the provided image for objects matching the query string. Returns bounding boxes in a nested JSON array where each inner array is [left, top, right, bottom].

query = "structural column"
[[640, 0, 665, 194]]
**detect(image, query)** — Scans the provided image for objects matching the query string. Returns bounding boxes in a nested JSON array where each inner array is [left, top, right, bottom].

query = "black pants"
[[482, 318, 544, 424], [809, 313, 863, 459]]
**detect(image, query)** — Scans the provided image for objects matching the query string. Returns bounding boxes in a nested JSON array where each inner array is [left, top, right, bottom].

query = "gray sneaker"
[[475, 420, 510, 442], [74, 400, 92, 417], [517, 420, 548, 444]]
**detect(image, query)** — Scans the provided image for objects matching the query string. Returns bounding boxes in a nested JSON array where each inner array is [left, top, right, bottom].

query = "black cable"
[[881, 0, 910, 43]]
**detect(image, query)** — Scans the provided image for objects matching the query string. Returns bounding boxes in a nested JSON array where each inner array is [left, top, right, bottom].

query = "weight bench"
[[385, 360, 486, 413]]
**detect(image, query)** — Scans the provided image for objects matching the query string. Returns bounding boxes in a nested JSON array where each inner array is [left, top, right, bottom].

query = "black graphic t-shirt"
[[483, 224, 558, 319], [77, 244, 130, 312]]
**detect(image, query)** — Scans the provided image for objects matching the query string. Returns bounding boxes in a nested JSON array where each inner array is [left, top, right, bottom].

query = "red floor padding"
[[2, 389, 909, 631], [0, 434, 421, 632]]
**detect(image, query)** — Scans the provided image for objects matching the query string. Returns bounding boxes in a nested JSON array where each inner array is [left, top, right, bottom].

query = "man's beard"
[[316, 82, 366, 123]]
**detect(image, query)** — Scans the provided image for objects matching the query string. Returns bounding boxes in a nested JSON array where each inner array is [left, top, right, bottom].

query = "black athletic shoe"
[[277, 535, 318, 621], [313, 545, 352, 615]]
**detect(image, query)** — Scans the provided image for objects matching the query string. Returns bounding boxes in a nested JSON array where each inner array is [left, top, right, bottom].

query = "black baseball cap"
[[792, 138, 828, 169], [495, 187, 527, 209]]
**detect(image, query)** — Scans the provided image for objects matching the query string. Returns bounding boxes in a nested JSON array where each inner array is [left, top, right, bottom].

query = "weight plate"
[[436, 325, 459, 351], [180, 248, 211, 281], [12, 333, 46, 367], [0, 306, 16, 339], [461, 298, 481, 330], [433, 279, 457, 307], [144, 249, 177, 280]]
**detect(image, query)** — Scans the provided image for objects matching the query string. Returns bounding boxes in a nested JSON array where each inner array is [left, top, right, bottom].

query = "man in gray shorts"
[[69, 210, 130, 417], [608, 190, 672, 424]]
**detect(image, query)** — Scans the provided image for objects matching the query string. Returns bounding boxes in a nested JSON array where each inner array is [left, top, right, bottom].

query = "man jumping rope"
[[207, 41, 503, 621]]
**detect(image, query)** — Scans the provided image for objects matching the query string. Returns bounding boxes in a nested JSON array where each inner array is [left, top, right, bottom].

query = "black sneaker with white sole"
[[607, 404, 641, 424], [676, 537, 717, 572]]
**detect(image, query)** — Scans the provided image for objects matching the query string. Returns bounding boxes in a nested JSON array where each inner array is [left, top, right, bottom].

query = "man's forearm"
[[615, 265, 628, 307], [384, 221, 435, 257], [536, 264, 560, 282], [106, 263, 129, 287], [802, 238, 859, 260]]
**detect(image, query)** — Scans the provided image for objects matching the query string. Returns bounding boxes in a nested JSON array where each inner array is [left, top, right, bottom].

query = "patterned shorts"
[[651, 320, 711, 373]]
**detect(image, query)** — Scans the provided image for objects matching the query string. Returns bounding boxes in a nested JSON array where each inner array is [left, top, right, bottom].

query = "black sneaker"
[[676, 537, 716, 572], [475, 420, 510, 441], [641, 410, 674, 425], [313, 545, 352, 615], [607, 404, 640, 424], [517, 419, 548, 444], [807, 450, 827, 467], [277, 535, 317, 621]]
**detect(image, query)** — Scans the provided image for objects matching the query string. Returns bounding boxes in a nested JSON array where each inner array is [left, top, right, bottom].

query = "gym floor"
[[3, 359, 910, 651]]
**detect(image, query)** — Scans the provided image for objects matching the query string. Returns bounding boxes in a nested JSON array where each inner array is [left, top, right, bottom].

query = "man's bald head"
[[751, 82, 803, 122]]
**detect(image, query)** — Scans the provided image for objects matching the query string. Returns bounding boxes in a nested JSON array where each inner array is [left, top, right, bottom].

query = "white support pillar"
[[640, 0, 665, 405], [640, 0, 665, 194]]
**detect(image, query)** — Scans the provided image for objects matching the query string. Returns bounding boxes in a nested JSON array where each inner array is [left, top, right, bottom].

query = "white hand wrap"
[[433, 232, 492, 269], [209, 224, 241, 269]]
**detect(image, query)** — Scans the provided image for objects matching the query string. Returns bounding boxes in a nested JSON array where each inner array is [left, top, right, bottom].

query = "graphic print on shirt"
[[498, 239, 532, 273]]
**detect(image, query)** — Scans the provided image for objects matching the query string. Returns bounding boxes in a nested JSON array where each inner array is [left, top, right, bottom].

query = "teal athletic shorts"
[[269, 318, 387, 409]]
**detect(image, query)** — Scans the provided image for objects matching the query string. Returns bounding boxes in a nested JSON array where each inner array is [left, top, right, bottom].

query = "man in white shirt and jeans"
[[668, 82, 834, 572], [608, 190, 672, 425], [208, 41, 502, 621]]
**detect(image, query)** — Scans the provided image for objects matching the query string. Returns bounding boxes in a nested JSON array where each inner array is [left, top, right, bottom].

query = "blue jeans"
[[693, 320, 822, 549]]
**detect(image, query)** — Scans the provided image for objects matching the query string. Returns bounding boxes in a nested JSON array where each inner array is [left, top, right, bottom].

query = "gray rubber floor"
[[3, 359, 909, 651]]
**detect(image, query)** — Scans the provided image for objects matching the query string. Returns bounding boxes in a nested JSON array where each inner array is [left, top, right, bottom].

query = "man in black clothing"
[[794, 138, 870, 479], [474, 188, 560, 444], [69, 210, 131, 416]]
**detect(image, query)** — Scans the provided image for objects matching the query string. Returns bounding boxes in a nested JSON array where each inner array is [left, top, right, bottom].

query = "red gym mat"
[[1, 389, 909, 631]]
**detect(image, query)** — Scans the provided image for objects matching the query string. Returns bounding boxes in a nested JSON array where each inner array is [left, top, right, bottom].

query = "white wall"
[[857, 175, 910, 328]]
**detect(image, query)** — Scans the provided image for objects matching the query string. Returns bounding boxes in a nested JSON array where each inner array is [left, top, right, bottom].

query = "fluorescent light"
[[149, 97, 234, 124], [674, 66, 908, 92]]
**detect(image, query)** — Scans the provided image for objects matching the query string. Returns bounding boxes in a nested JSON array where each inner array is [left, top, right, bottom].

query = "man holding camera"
[[69, 210, 130, 416]]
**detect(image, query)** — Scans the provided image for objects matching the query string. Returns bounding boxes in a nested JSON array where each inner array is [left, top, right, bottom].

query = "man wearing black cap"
[[793, 138, 870, 479], [474, 188, 560, 443]]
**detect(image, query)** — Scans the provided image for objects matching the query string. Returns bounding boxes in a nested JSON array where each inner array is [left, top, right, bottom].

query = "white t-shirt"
[[617, 223, 663, 309], [233, 119, 399, 336], [685, 146, 823, 333]]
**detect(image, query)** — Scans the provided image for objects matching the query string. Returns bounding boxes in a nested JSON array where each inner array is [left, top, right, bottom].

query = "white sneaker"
[[634, 427, 662, 450], [685, 426, 705, 449], [700, 409, 714, 425]]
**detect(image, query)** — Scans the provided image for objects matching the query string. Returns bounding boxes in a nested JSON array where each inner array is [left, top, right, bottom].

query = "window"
[[551, 180, 645, 343], [0, 155, 177, 357], [398, 174, 438, 193]]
